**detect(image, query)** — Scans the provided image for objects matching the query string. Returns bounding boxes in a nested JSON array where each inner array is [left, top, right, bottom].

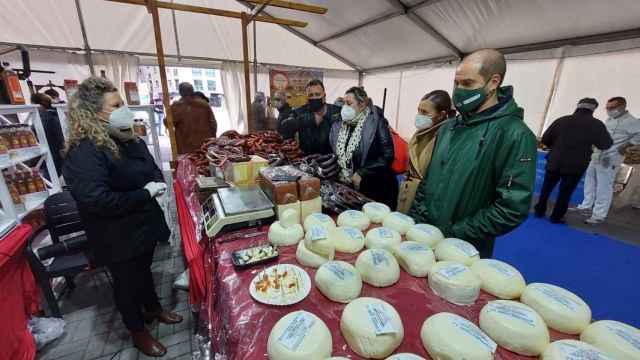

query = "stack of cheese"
[[296, 213, 336, 268], [268, 208, 304, 246]]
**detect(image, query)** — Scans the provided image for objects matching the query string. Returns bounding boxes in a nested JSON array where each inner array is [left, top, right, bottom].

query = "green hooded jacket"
[[408, 86, 536, 256]]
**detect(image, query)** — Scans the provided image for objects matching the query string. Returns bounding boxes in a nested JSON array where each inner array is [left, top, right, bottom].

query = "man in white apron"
[[577, 97, 640, 224]]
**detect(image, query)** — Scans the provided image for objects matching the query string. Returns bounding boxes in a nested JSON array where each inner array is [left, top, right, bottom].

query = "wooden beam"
[[106, 0, 308, 27], [245, 0, 327, 14], [148, 0, 178, 164], [249, 0, 273, 22], [241, 13, 254, 133]]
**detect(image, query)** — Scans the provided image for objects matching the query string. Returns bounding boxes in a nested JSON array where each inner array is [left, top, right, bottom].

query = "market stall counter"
[[207, 227, 576, 360]]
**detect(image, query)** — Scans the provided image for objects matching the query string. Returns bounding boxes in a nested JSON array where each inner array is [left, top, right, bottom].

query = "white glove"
[[144, 182, 167, 198]]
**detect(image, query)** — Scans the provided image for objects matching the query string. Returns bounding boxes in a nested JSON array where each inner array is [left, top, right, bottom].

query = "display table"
[[0, 224, 38, 360], [208, 227, 575, 360]]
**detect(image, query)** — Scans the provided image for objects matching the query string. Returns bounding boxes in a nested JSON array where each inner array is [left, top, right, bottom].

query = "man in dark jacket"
[[409, 49, 537, 258], [274, 91, 294, 138], [534, 98, 613, 223], [31, 93, 65, 176], [280, 79, 341, 155], [169, 82, 217, 155]]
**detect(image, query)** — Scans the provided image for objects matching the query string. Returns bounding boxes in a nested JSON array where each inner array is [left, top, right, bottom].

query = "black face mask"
[[308, 98, 325, 112]]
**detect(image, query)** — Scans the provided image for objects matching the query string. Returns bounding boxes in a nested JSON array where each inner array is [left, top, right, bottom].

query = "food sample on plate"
[[250, 264, 311, 305], [232, 244, 279, 267]]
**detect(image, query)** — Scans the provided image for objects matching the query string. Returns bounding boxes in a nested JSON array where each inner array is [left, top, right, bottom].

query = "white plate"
[[249, 263, 311, 306]]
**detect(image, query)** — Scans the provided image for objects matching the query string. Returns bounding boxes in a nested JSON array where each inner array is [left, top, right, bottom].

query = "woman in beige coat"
[[397, 90, 456, 213]]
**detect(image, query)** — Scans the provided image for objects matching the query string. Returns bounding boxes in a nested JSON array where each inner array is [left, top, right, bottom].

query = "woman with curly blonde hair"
[[63, 76, 180, 357]]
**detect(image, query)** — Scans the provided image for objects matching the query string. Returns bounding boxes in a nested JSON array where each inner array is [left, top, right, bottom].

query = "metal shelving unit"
[[0, 105, 62, 238], [55, 104, 162, 167]]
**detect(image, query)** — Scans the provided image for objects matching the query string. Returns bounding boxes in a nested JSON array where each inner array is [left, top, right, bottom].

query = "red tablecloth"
[[208, 227, 575, 360], [175, 158, 214, 307], [0, 224, 38, 360]]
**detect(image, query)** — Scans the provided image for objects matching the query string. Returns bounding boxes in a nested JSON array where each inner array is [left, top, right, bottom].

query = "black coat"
[[276, 104, 294, 139], [63, 137, 169, 265], [329, 104, 398, 209], [281, 103, 341, 155], [542, 109, 613, 175]]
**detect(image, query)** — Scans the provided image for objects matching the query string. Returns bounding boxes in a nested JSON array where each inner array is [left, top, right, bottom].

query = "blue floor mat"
[[495, 216, 640, 328]]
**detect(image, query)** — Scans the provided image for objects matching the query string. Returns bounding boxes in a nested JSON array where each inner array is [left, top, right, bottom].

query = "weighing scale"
[[202, 186, 275, 239]]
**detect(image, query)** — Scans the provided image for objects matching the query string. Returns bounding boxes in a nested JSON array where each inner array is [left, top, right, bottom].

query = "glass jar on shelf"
[[32, 170, 46, 192], [25, 125, 38, 147]]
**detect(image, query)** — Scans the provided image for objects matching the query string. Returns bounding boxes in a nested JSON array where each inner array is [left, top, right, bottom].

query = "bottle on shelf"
[[26, 126, 38, 147], [18, 126, 29, 148], [25, 171, 37, 194]]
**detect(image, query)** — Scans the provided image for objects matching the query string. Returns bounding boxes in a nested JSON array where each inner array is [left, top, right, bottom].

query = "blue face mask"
[[341, 105, 357, 123], [415, 114, 433, 130]]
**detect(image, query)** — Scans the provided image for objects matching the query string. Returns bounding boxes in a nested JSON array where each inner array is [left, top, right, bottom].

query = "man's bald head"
[[463, 49, 506, 85]]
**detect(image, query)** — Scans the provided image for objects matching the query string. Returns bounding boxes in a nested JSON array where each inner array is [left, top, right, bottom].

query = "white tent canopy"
[[2, 0, 640, 137]]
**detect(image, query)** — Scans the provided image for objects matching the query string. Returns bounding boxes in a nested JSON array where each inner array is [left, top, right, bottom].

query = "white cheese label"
[[344, 227, 363, 240], [366, 303, 397, 335], [371, 250, 390, 267], [325, 262, 353, 281], [451, 239, 479, 257], [313, 213, 331, 222], [309, 226, 328, 241], [377, 228, 395, 239], [416, 224, 436, 235], [451, 316, 497, 353], [533, 285, 580, 311], [487, 303, 538, 327], [400, 242, 430, 252], [277, 312, 316, 351], [606, 324, 640, 351], [557, 343, 613, 360], [438, 263, 468, 279], [485, 260, 516, 278]]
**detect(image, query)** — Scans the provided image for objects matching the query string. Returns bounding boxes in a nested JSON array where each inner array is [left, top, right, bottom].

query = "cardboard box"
[[223, 155, 269, 186]]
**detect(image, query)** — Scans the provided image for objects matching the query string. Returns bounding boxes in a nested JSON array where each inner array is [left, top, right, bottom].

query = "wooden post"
[[148, 0, 178, 165], [241, 12, 253, 133]]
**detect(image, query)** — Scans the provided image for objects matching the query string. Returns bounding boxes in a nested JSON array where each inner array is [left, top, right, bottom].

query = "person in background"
[[31, 93, 65, 176], [329, 86, 397, 209], [409, 49, 537, 258], [397, 90, 455, 213], [334, 97, 345, 107], [251, 91, 268, 131], [169, 82, 217, 155], [534, 98, 612, 223], [194, 91, 209, 103], [273, 91, 294, 138], [576, 97, 640, 224], [44, 88, 65, 104], [63, 77, 181, 357], [281, 79, 341, 155]]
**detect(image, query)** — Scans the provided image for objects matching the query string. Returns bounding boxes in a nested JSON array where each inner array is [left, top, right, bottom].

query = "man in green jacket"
[[409, 49, 536, 257]]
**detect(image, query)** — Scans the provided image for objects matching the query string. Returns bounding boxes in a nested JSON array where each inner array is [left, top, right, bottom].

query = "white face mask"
[[108, 106, 135, 130], [341, 105, 357, 122], [415, 114, 433, 129], [607, 108, 624, 119]]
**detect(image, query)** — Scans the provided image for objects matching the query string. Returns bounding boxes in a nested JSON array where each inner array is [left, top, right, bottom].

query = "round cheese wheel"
[[303, 225, 335, 258], [428, 261, 481, 305], [580, 320, 640, 360], [521, 283, 591, 334], [268, 222, 304, 246], [434, 238, 480, 265], [296, 240, 334, 268], [365, 227, 402, 251], [391, 241, 435, 277], [315, 261, 362, 303], [331, 226, 365, 253], [267, 310, 332, 360], [337, 210, 371, 231], [303, 213, 336, 232], [385, 353, 426, 360], [382, 212, 415, 235], [281, 208, 300, 228], [541, 339, 615, 360], [363, 202, 391, 223], [355, 249, 400, 287], [421, 312, 496, 360], [479, 300, 550, 356], [340, 297, 404, 359], [470, 259, 526, 299], [406, 224, 445, 247], [300, 197, 322, 223]]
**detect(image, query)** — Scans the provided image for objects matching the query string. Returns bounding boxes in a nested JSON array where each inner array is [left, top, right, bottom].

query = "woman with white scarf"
[[329, 87, 398, 209]]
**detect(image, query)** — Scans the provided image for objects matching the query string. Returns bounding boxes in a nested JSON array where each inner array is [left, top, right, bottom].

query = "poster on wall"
[[269, 69, 323, 108], [63, 79, 79, 98], [124, 81, 140, 105]]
